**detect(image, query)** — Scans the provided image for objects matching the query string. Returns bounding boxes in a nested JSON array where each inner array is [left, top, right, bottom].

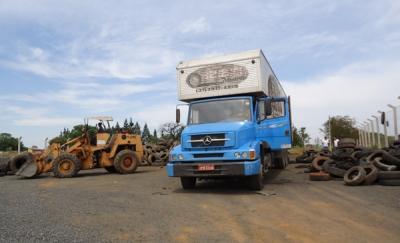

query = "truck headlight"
[[234, 152, 241, 159], [241, 152, 248, 159], [178, 154, 184, 160]]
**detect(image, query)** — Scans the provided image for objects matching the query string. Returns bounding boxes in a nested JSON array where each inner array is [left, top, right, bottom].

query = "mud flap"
[[16, 162, 38, 178]]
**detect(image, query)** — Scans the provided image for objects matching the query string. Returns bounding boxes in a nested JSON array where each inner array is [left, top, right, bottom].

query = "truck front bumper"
[[167, 159, 261, 177]]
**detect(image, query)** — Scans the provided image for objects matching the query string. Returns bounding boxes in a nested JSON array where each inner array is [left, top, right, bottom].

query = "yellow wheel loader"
[[17, 116, 144, 178]]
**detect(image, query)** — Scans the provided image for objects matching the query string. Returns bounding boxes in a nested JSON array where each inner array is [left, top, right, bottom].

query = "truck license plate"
[[198, 164, 214, 171]]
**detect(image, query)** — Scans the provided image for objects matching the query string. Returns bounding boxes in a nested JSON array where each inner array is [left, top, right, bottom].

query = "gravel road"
[[0, 164, 399, 242]]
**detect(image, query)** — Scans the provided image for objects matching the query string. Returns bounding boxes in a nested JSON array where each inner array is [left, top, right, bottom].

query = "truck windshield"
[[189, 98, 251, 124]]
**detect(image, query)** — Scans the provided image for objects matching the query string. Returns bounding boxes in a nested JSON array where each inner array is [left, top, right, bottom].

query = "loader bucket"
[[16, 162, 39, 178]]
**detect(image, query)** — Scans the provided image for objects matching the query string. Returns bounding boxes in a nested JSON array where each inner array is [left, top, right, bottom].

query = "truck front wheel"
[[180, 177, 196, 189], [248, 173, 264, 190]]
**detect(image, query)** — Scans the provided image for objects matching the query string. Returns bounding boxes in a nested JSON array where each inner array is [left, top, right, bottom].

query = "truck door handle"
[[285, 130, 289, 136]]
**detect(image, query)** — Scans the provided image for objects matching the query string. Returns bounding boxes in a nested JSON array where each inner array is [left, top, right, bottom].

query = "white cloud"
[[180, 17, 210, 34], [15, 117, 81, 126], [285, 59, 400, 140]]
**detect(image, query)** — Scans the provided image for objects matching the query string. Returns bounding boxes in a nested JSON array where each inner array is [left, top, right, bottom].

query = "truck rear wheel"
[[180, 177, 196, 189], [113, 149, 138, 174]]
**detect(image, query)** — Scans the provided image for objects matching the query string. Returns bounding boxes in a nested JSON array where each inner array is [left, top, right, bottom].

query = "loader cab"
[[86, 116, 114, 147]]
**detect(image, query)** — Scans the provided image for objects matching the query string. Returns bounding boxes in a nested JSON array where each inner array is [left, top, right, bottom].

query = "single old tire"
[[311, 156, 329, 171], [344, 166, 366, 186], [309, 171, 331, 181], [361, 165, 378, 185], [113, 149, 139, 174], [377, 179, 400, 186], [180, 177, 196, 189], [373, 157, 397, 171], [53, 153, 81, 178], [382, 151, 400, 166], [377, 171, 400, 180], [322, 159, 346, 177], [9, 152, 34, 174], [338, 138, 356, 148]]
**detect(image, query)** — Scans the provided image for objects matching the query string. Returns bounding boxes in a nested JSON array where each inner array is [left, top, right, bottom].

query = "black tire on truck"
[[113, 149, 139, 174], [273, 150, 288, 169], [248, 157, 265, 190], [248, 173, 264, 190], [180, 177, 196, 189], [53, 153, 81, 178]]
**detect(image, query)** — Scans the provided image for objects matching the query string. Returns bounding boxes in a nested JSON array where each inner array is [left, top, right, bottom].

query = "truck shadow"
[[173, 169, 287, 195]]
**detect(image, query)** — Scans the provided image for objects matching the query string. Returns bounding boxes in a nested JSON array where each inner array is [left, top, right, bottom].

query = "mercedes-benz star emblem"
[[203, 136, 212, 145]]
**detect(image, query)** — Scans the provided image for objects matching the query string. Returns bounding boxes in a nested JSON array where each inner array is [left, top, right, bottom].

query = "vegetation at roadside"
[[0, 133, 27, 151], [320, 116, 358, 143], [49, 118, 185, 145]]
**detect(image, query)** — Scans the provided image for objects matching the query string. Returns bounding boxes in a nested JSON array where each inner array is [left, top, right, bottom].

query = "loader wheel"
[[114, 149, 138, 174], [104, 166, 117, 173], [9, 152, 34, 174], [53, 153, 81, 178]]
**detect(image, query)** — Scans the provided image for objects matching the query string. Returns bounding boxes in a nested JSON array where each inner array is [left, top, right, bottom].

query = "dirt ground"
[[0, 164, 399, 242]]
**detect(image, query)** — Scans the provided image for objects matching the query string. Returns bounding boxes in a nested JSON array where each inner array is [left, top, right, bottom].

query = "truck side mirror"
[[265, 99, 272, 117], [176, 108, 181, 124]]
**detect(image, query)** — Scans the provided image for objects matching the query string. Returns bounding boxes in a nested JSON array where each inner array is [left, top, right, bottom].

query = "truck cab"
[[167, 49, 292, 190]]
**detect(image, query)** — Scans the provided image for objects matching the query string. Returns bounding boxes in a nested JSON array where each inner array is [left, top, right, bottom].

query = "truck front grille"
[[189, 133, 226, 147], [193, 153, 224, 158]]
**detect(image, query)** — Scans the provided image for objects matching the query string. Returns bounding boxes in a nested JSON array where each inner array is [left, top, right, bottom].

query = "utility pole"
[[44, 137, 48, 149], [388, 104, 398, 138], [365, 122, 371, 148], [368, 119, 375, 147], [328, 116, 332, 151], [17, 136, 22, 154], [372, 115, 381, 148], [379, 111, 389, 147]]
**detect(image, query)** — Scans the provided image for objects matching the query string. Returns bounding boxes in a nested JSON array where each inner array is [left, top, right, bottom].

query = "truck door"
[[256, 97, 292, 150]]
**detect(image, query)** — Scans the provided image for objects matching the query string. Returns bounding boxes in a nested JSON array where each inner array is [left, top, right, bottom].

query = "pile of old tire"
[[345, 145, 400, 186], [295, 149, 330, 164], [0, 157, 11, 176], [141, 139, 179, 166]]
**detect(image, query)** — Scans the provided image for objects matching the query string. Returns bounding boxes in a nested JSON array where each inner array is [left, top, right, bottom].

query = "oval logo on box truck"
[[186, 64, 248, 88]]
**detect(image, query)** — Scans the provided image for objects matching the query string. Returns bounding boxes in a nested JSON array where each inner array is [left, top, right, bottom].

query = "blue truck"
[[167, 49, 292, 190]]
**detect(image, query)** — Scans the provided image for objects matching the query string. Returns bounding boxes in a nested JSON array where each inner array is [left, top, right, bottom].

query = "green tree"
[[292, 127, 310, 147], [134, 122, 141, 135], [123, 119, 129, 130], [321, 116, 358, 143], [115, 122, 121, 132], [160, 122, 184, 141], [141, 123, 151, 142], [49, 125, 96, 145], [292, 127, 303, 147], [0, 133, 26, 151]]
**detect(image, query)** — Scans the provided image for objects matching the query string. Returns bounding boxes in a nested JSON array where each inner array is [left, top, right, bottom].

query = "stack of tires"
[[295, 149, 330, 164], [306, 138, 400, 186], [141, 139, 179, 166], [344, 148, 400, 186], [0, 157, 11, 176]]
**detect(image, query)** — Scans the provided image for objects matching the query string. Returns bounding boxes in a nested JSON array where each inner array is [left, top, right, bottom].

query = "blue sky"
[[0, 0, 399, 147]]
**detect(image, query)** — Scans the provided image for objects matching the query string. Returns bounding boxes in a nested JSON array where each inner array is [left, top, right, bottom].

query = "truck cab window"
[[267, 101, 285, 119], [189, 98, 251, 124]]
